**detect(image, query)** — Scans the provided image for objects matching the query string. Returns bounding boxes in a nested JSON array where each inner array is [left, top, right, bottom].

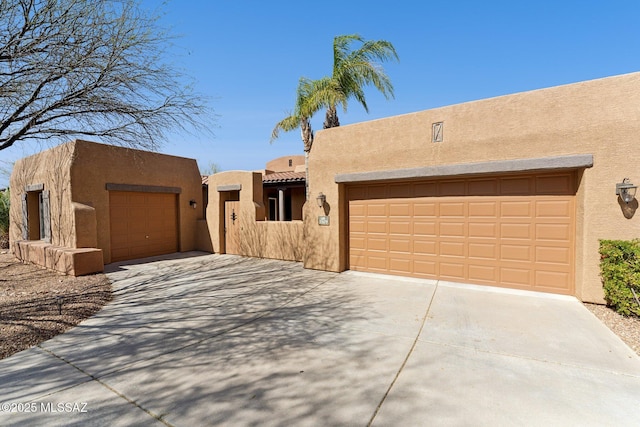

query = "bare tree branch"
[[0, 0, 213, 152]]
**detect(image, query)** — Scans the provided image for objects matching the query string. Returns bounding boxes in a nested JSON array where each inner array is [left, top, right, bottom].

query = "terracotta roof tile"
[[262, 171, 306, 184]]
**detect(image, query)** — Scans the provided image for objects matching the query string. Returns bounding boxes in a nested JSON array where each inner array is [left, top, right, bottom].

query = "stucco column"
[[278, 187, 285, 221]]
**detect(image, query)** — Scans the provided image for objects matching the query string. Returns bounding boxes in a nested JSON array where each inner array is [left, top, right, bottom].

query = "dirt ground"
[[0, 252, 112, 359], [0, 251, 638, 360]]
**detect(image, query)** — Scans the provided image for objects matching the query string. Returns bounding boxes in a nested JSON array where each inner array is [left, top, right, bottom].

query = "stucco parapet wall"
[[334, 154, 594, 184], [217, 184, 242, 192]]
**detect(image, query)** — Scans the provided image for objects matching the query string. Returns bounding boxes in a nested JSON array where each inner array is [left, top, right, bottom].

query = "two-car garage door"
[[109, 191, 178, 262], [348, 172, 576, 295]]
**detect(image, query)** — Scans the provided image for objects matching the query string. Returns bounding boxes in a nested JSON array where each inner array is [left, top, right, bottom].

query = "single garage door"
[[109, 191, 178, 262], [348, 172, 576, 294]]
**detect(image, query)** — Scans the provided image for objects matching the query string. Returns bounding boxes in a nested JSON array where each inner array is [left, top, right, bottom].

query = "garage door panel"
[[500, 177, 533, 195], [414, 259, 437, 275], [367, 238, 387, 251], [348, 173, 575, 295], [468, 179, 498, 196], [468, 243, 497, 260], [413, 203, 436, 217], [440, 241, 465, 257], [439, 202, 465, 217], [367, 185, 388, 199], [536, 200, 572, 217], [440, 222, 465, 237], [389, 257, 411, 272], [501, 201, 532, 217], [468, 201, 497, 217], [414, 240, 437, 255], [536, 246, 571, 264], [440, 181, 466, 196], [367, 204, 387, 216], [350, 236, 366, 250], [110, 191, 178, 262], [468, 264, 498, 282], [535, 270, 570, 290], [367, 256, 387, 270], [413, 221, 436, 235], [389, 221, 411, 234], [536, 174, 574, 194], [468, 222, 497, 238], [389, 238, 411, 253], [367, 221, 387, 234], [440, 262, 465, 280], [389, 203, 411, 216], [350, 219, 365, 232], [350, 203, 366, 215], [389, 184, 412, 198], [501, 244, 532, 262], [501, 223, 532, 239], [500, 267, 532, 286], [536, 224, 571, 240]]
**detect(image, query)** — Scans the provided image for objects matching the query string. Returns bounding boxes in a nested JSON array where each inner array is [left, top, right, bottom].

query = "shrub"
[[0, 189, 8, 249], [599, 239, 640, 317]]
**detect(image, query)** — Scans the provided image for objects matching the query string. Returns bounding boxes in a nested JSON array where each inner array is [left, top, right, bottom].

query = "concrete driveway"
[[1, 252, 639, 426]]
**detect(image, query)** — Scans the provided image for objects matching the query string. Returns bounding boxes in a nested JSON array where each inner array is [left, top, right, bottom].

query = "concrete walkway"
[[1, 252, 639, 426]]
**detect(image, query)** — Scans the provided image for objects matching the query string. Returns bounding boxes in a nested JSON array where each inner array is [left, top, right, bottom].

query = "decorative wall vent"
[[432, 122, 443, 143]]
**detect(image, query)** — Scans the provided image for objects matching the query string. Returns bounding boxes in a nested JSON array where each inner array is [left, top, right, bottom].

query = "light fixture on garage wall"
[[316, 192, 326, 208], [189, 199, 197, 209], [616, 178, 637, 203]]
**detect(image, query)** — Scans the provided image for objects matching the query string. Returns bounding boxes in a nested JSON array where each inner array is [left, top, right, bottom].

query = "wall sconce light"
[[616, 178, 637, 203], [316, 192, 326, 208], [189, 199, 197, 209]]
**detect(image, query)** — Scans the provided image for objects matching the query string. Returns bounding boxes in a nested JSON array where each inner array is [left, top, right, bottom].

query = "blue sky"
[[2, 0, 640, 186]]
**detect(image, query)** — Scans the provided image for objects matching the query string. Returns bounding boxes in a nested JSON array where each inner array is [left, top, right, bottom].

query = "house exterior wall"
[[10, 140, 204, 270], [10, 142, 75, 247], [304, 72, 640, 303], [265, 155, 305, 173], [206, 171, 304, 261], [69, 140, 204, 264]]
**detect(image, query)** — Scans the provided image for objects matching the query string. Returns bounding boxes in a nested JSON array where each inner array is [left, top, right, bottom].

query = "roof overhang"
[[335, 154, 594, 184]]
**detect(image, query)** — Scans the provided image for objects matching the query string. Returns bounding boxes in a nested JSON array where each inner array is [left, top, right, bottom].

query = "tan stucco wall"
[[265, 155, 305, 173], [206, 171, 304, 260], [69, 140, 203, 264], [206, 171, 264, 254], [10, 142, 75, 248], [305, 72, 640, 303], [11, 140, 204, 267]]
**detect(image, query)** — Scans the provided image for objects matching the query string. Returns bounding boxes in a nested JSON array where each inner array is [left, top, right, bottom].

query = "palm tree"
[[271, 35, 398, 199], [271, 77, 320, 199], [321, 34, 399, 128]]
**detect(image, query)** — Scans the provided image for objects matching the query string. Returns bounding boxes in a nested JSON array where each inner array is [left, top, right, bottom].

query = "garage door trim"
[[106, 183, 182, 194], [336, 154, 593, 184]]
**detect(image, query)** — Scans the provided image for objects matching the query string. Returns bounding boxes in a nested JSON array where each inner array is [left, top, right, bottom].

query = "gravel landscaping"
[[0, 252, 111, 359], [0, 251, 638, 360], [584, 302, 640, 355]]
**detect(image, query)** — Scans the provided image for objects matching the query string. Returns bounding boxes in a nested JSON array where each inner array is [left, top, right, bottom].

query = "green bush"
[[0, 189, 8, 249], [599, 239, 640, 317]]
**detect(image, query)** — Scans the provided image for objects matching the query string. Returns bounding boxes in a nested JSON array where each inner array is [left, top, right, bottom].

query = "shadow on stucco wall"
[[618, 197, 638, 219], [239, 219, 304, 262]]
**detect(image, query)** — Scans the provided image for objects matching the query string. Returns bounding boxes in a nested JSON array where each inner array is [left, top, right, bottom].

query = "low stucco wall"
[[240, 220, 304, 262], [206, 171, 304, 261], [13, 240, 103, 276], [304, 72, 640, 303]]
